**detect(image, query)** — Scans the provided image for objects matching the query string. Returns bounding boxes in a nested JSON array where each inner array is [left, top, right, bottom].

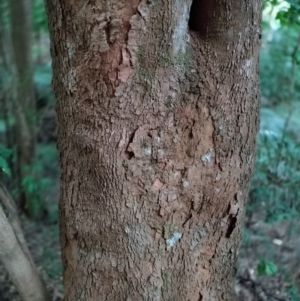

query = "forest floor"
[[0, 204, 299, 301], [236, 217, 300, 301]]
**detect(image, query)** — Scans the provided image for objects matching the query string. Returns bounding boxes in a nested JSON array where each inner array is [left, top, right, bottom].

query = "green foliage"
[[36, 143, 59, 222], [260, 27, 300, 105], [21, 164, 50, 219], [0, 147, 13, 176], [256, 259, 278, 276], [20, 143, 59, 220], [31, 0, 48, 33], [260, 0, 300, 106], [263, 0, 300, 26], [276, 0, 300, 26], [248, 124, 300, 222], [1, 0, 48, 32], [34, 64, 54, 103], [43, 246, 62, 279], [0, 0, 9, 27], [285, 284, 300, 301]]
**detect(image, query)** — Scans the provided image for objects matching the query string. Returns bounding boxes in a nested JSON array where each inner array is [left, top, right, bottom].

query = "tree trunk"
[[9, 0, 37, 215], [46, 0, 261, 300], [0, 1, 17, 178]]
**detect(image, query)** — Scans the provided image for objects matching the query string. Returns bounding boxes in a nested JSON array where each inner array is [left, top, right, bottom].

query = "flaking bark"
[[46, 0, 261, 300]]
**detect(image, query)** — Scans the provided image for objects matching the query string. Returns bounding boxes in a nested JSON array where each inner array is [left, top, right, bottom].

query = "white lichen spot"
[[155, 136, 161, 143], [174, 171, 180, 178], [64, 68, 76, 91], [173, 135, 178, 143], [182, 179, 189, 188], [137, 1, 149, 20], [215, 188, 220, 194], [170, 194, 177, 200], [67, 42, 75, 59], [118, 128, 127, 148], [167, 118, 173, 128], [144, 147, 152, 156], [172, 3, 189, 55], [236, 190, 243, 202], [111, 258, 117, 267], [247, 154, 254, 164], [157, 149, 164, 160], [124, 226, 130, 234], [246, 59, 252, 67], [201, 150, 212, 163], [166, 232, 182, 247], [243, 59, 253, 77]]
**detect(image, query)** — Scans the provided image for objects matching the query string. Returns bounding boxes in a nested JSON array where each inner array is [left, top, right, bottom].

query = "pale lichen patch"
[[166, 232, 182, 247], [247, 154, 254, 164], [244, 59, 253, 77], [144, 147, 152, 156], [201, 150, 213, 163], [182, 179, 189, 188], [169, 193, 177, 201], [172, 2, 189, 55], [216, 173, 222, 181], [174, 171, 180, 178], [157, 149, 164, 160], [67, 42, 75, 59]]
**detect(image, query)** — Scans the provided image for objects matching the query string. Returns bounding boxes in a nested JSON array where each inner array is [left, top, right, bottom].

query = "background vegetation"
[[0, 0, 300, 300]]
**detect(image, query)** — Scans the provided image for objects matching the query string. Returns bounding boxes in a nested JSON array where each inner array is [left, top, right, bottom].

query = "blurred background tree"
[[0, 0, 300, 300], [249, 0, 300, 222], [9, 0, 37, 217], [0, 0, 55, 220]]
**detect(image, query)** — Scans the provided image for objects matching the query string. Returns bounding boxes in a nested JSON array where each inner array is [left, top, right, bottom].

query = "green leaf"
[[0, 147, 13, 159], [0, 156, 11, 175], [285, 0, 300, 10], [31, 0, 48, 32], [257, 259, 278, 276]]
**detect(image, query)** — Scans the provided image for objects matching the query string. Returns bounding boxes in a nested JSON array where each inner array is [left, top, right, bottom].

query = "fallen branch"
[[0, 182, 51, 301]]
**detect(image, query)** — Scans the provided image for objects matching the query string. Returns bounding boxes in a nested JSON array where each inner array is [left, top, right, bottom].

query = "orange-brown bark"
[[46, 0, 261, 300]]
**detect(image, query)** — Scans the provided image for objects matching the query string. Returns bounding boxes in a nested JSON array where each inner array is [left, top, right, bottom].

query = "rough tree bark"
[[46, 0, 261, 300]]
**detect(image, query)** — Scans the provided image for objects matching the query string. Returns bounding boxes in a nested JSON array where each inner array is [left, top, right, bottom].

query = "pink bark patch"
[[152, 179, 164, 191]]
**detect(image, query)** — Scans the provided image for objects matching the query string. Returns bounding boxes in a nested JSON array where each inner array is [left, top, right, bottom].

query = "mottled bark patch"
[[46, 0, 261, 300]]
